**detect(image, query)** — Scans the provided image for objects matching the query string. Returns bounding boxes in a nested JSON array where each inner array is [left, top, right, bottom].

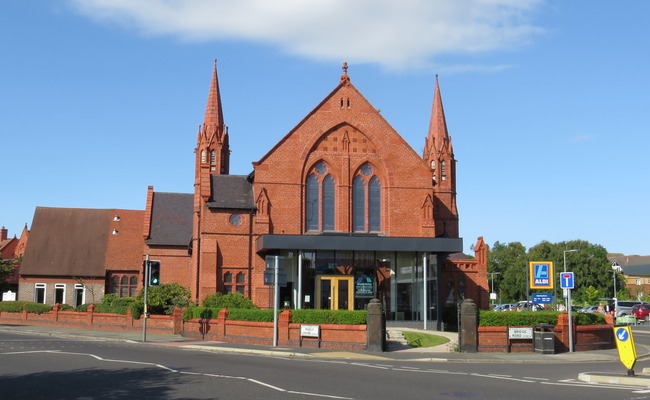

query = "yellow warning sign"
[[614, 326, 637, 370]]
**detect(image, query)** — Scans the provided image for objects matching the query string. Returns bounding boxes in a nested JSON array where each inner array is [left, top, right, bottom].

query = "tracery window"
[[353, 163, 381, 232], [305, 161, 335, 232]]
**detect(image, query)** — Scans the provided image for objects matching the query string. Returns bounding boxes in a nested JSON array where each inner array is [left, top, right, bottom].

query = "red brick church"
[[18, 62, 489, 324]]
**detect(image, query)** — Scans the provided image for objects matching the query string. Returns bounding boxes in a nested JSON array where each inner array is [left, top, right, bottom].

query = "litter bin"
[[534, 324, 555, 354]]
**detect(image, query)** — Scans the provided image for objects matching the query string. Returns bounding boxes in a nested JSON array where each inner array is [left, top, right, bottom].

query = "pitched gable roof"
[[206, 175, 254, 210], [20, 207, 112, 277], [147, 192, 193, 246]]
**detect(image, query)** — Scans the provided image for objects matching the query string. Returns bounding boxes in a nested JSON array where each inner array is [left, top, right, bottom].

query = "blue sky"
[[1, 1, 648, 256]]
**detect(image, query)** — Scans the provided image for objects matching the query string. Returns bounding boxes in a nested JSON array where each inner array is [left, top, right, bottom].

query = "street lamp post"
[[564, 249, 578, 353], [489, 272, 501, 305], [612, 261, 621, 316]]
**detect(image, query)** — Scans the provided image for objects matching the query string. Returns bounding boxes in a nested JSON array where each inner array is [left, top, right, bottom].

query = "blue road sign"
[[532, 293, 553, 304], [560, 272, 575, 289]]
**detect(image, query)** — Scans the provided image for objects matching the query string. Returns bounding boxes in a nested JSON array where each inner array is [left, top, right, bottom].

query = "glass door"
[[316, 276, 354, 310]]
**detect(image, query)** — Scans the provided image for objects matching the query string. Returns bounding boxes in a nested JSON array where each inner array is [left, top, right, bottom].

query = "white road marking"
[[0, 350, 353, 399]]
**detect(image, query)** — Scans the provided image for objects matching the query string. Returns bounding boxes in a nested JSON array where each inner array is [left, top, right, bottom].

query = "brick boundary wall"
[[477, 313, 616, 353], [181, 309, 367, 350], [0, 305, 368, 351]]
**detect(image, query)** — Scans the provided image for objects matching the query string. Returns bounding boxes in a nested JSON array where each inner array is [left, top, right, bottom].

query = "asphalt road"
[[2, 330, 650, 399]]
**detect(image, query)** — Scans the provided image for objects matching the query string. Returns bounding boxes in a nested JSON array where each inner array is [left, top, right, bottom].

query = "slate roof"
[[206, 175, 255, 210], [20, 207, 112, 277], [147, 192, 193, 246]]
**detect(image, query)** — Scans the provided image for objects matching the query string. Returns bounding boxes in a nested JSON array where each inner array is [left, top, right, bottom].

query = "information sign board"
[[508, 327, 533, 339]]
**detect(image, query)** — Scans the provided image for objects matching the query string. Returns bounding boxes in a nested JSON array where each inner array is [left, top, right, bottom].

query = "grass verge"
[[402, 331, 451, 348]]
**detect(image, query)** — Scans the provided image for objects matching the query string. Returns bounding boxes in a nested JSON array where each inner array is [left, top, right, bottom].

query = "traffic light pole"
[[143, 255, 149, 343]]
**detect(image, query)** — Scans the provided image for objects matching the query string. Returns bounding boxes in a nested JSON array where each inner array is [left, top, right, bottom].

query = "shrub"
[[0, 301, 28, 313], [227, 309, 275, 322], [202, 292, 257, 309], [183, 307, 222, 320], [23, 302, 52, 314], [75, 303, 93, 312], [59, 304, 75, 311], [479, 310, 607, 326], [111, 297, 135, 307], [133, 283, 193, 317], [290, 309, 367, 325], [101, 294, 117, 306]]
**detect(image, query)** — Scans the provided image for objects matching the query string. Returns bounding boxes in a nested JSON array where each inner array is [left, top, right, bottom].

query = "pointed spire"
[[204, 59, 224, 127], [429, 75, 449, 143], [424, 75, 452, 158]]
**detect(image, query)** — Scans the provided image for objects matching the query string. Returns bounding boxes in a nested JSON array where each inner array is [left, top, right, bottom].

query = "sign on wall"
[[529, 261, 554, 289]]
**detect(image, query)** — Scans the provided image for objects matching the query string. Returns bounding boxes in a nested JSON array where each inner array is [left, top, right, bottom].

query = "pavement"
[[2, 323, 650, 388]]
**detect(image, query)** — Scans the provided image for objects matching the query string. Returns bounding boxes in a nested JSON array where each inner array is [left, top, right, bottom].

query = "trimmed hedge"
[[479, 310, 607, 326], [183, 307, 223, 320], [291, 309, 367, 325], [0, 301, 29, 313], [227, 309, 275, 322], [182, 307, 367, 325], [23, 302, 52, 314]]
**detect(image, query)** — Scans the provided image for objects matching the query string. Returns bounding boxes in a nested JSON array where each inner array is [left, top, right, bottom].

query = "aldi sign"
[[529, 261, 554, 289]]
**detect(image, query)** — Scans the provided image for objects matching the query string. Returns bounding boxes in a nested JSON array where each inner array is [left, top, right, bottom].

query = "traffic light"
[[148, 260, 161, 286]]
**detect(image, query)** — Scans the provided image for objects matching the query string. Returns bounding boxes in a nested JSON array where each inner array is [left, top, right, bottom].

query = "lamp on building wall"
[[112, 229, 118, 235]]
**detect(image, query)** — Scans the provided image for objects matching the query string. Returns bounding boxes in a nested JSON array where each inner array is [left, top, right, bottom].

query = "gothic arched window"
[[305, 161, 335, 232], [352, 163, 381, 233]]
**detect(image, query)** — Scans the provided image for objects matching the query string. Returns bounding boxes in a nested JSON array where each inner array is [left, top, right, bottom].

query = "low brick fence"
[[477, 313, 616, 353], [182, 309, 367, 350], [0, 304, 182, 334], [0, 305, 368, 350]]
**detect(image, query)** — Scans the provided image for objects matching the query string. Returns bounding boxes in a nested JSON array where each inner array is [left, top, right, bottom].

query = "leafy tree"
[[490, 239, 616, 306], [0, 258, 19, 289], [488, 241, 526, 302]]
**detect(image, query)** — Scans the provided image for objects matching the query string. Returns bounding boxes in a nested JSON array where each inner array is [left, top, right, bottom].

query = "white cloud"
[[68, 0, 545, 69]]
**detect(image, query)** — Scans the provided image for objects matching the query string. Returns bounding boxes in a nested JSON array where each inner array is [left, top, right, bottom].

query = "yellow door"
[[316, 276, 354, 310]]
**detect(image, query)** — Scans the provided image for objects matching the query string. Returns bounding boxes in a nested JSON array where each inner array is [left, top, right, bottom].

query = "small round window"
[[229, 214, 242, 227], [361, 163, 373, 176], [315, 161, 328, 175]]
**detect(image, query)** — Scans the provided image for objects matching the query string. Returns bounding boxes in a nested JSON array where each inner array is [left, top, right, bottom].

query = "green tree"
[[0, 258, 19, 289], [488, 241, 527, 302], [492, 239, 615, 306]]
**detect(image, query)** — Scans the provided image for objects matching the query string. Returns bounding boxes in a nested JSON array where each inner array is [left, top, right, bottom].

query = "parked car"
[[631, 304, 650, 321], [493, 303, 515, 312], [616, 301, 648, 317], [514, 301, 544, 311]]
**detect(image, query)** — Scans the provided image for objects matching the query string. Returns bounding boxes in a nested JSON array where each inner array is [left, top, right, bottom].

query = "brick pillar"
[[126, 306, 134, 328], [87, 304, 95, 328], [217, 308, 229, 339], [53, 303, 60, 322], [172, 307, 182, 334], [279, 310, 291, 346], [556, 313, 570, 352]]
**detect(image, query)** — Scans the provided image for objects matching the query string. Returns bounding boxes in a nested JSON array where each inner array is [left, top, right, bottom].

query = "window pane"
[[369, 176, 381, 231], [236, 272, 245, 284], [322, 174, 335, 230], [352, 175, 365, 232], [224, 272, 232, 283], [306, 174, 319, 231]]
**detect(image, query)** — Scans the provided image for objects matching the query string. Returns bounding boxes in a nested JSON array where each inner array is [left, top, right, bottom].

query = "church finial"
[[340, 61, 350, 84]]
